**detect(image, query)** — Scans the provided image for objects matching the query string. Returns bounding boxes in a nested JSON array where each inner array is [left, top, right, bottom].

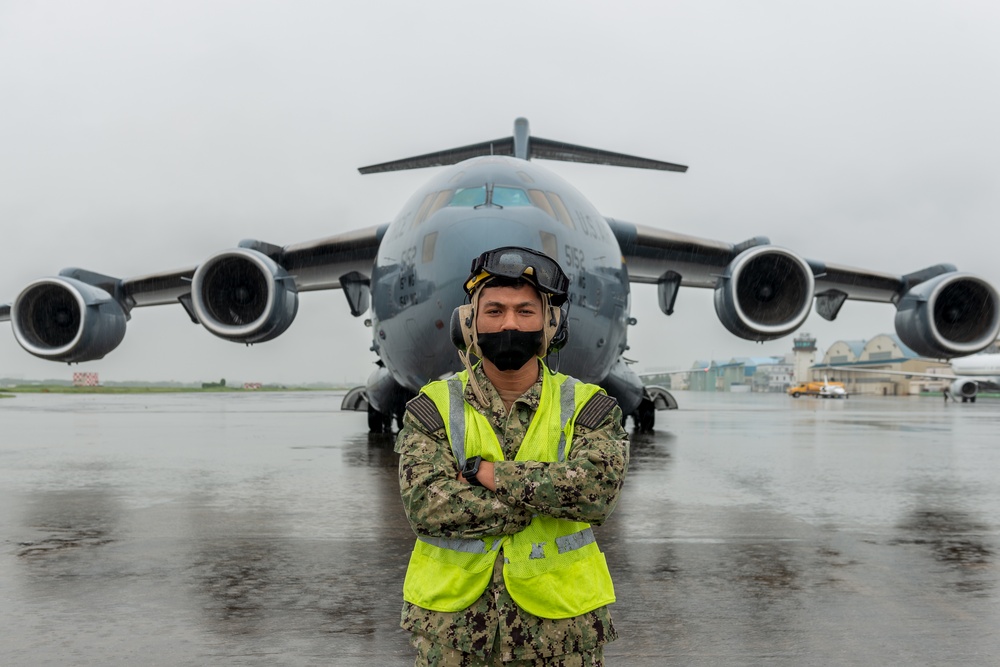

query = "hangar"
[[811, 333, 951, 396]]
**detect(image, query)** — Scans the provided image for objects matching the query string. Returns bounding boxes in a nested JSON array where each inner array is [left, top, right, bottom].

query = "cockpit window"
[[404, 182, 540, 230], [411, 192, 436, 226], [492, 187, 531, 207], [546, 191, 575, 228], [446, 186, 532, 208], [528, 190, 555, 217], [449, 187, 487, 207], [423, 190, 453, 222], [413, 190, 454, 227]]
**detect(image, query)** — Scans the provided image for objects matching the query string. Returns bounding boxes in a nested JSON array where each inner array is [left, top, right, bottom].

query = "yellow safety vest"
[[402, 366, 616, 619]]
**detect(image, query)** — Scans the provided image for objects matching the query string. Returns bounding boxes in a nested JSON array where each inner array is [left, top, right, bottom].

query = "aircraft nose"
[[438, 214, 554, 264]]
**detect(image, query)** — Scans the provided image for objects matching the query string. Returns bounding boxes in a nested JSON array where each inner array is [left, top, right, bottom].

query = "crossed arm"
[[394, 406, 629, 539]]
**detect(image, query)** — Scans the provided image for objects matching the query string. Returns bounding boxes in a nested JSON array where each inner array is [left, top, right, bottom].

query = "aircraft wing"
[[275, 223, 389, 292], [639, 369, 703, 376], [107, 222, 390, 304], [638, 368, 709, 378], [821, 365, 957, 381], [607, 218, 1000, 358], [609, 218, 924, 299], [2, 223, 388, 362], [607, 219, 749, 288], [973, 378, 1000, 392]]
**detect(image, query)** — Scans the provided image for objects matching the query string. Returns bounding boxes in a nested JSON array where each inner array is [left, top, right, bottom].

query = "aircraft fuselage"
[[950, 354, 1000, 377], [369, 156, 631, 393]]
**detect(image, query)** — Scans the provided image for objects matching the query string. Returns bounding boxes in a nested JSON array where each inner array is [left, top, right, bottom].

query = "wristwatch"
[[462, 456, 484, 486]]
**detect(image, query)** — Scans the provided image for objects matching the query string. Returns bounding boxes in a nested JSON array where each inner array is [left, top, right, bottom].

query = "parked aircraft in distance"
[[2, 119, 1000, 431], [826, 353, 1000, 403]]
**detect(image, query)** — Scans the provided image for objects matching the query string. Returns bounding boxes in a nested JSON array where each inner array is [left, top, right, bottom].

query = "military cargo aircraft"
[[2, 119, 999, 431]]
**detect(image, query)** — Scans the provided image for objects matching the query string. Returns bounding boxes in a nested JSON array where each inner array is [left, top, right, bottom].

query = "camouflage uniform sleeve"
[[491, 401, 629, 526], [394, 408, 534, 539]]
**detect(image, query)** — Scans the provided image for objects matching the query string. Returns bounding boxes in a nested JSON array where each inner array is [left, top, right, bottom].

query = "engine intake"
[[950, 378, 978, 400], [895, 272, 1000, 358], [714, 246, 815, 341], [191, 248, 299, 344], [11, 277, 127, 362]]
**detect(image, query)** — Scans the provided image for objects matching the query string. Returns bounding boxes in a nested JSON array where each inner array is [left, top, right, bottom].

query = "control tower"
[[792, 333, 817, 383]]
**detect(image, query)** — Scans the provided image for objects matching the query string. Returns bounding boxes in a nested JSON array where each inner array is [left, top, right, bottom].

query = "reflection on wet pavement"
[[16, 490, 118, 559], [1, 391, 998, 665], [894, 508, 994, 595]]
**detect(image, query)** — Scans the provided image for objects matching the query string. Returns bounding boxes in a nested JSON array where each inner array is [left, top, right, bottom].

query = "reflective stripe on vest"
[[414, 525, 595, 559], [417, 535, 503, 554], [402, 364, 616, 619], [448, 373, 579, 468]]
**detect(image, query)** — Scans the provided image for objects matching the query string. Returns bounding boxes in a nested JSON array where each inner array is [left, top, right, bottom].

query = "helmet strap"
[[540, 292, 560, 356], [458, 287, 489, 406]]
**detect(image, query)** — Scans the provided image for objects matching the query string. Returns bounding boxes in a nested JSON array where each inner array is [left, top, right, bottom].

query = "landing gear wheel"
[[367, 404, 393, 433], [633, 399, 655, 433]]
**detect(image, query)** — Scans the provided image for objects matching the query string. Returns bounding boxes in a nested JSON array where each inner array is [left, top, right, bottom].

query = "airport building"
[[807, 333, 951, 396], [647, 332, 960, 396], [682, 355, 794, 393]]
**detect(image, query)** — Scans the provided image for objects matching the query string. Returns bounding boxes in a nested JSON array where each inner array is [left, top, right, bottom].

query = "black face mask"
[[477, 329, 543, 371]]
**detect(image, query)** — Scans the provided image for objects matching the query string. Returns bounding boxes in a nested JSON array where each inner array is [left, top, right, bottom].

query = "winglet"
[[358, 118, 688, 174]]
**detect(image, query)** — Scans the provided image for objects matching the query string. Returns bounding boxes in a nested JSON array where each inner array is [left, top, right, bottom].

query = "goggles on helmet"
[[464, 246, 570, 306]]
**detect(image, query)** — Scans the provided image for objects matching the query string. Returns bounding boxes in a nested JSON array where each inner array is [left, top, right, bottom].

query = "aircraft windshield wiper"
[[474, 183, 503, 210]]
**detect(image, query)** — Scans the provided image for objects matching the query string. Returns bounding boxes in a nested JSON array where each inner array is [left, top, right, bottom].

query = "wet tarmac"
[[1, 390, 998, 666]]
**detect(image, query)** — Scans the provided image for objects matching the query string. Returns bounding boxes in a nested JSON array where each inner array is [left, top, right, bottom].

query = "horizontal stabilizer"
[[358, 118, 687, 174], [528, 137, 687, 172], [359, 137, 515, 174]]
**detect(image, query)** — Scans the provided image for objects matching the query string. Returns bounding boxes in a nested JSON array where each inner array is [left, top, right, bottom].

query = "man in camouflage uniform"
[[395, 247, 630, 666]]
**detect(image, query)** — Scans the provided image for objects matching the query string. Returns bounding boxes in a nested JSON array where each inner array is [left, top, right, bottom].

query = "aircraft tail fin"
[[358, 118, 688, 174]]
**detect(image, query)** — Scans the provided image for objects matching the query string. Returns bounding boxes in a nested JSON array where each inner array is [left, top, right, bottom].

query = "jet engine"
[[950, 378, 978, 401], [714, 246, 815, 341], [894, 272, 1000, 358], [191, 248, 299, 343], [10, 277, 127, 363]]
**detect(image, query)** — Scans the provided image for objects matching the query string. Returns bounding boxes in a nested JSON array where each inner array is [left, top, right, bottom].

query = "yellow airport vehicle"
[[788, 380, 847, 399]]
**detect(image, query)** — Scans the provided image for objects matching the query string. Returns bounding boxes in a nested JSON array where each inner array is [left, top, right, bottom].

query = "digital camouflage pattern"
[[413, 627, 606, 666], [395, 361, 630, 663]]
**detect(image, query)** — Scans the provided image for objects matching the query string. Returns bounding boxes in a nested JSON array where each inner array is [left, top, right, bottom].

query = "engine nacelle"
[[10, 277, 127, 363], [191, 248, 299, 343], [950, 378, 978, 400], [714, 246, 815, 341], [894, 273, 1000, 358]]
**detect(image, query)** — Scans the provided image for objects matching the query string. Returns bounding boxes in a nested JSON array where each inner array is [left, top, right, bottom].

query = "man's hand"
[[459, 460, 496, 491]]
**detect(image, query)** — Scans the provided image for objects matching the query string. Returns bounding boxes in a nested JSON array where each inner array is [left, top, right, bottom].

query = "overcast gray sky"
[[2, 1, 998, 384]]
